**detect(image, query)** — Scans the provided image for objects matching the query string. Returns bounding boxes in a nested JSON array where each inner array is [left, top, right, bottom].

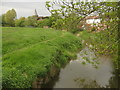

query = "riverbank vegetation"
[[2, 27, 82, 88]]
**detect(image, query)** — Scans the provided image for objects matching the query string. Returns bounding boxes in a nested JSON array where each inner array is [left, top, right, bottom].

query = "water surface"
[[45, 47, 117, 88]]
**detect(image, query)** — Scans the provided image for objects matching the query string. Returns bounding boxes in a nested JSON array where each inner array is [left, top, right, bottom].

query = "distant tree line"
[[0, 9, 52, 28], [0, 9, 16, 27]]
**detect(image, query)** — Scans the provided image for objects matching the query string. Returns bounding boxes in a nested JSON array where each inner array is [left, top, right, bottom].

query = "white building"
[[85, 16, 101, 26]]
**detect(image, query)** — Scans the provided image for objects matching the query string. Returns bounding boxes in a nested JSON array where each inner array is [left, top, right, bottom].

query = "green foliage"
[[2, 27, 82, 88], [45, 1, 109, 33], [0, 15, 2, 26], [49, 14, 63, 29], [50, 12, 81, 33], [37, 19, 52, 28], [98, 2, 119, 69], [45, 1, 119, 35], [46, 1, 102, 17], [69, 2, 119, 69], [25, 16, 37, 27], [80, 28, 118, 69], [4, 9, 17, 27], [52, 19, 64, 30], [91, 27, 96, 32], [15, 17, 26, 27], [0, 14, 6, 26]]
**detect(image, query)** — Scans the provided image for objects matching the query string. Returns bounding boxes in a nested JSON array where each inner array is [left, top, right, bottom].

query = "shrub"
[[15, 17, 26, 27], [37, 19, 52, 28], [25, 16, 37, 27], [91, 27, 96, 31]]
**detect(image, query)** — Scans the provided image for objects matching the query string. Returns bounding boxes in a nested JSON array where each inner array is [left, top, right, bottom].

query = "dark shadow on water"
[[42, 73, 60, 88]]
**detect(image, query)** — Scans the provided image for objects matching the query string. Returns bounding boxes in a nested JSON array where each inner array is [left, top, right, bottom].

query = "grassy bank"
[[2, 27, 82, 88]]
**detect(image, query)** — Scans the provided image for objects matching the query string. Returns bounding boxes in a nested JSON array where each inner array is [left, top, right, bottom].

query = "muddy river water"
[[44, 47, 118, 88]]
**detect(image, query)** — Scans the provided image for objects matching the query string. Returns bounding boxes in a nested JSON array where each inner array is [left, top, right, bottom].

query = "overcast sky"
[[1, 0, 119, 18], [1, 0, 51, 18]]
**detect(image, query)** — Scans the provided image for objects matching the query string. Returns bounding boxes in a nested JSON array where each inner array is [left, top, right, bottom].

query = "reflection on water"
[[45, 47, 118, 88]]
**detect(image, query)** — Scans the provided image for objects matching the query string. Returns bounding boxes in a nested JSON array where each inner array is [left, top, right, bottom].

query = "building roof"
[[85, 16, 100, 19]]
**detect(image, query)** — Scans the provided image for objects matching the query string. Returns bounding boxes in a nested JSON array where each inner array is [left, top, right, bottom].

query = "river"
[[43, 46, 118, 88]]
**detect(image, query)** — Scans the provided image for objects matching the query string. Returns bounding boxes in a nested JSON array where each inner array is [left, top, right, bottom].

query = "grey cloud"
[[1, 0, 50, 2], [1, 2, 51, 18]]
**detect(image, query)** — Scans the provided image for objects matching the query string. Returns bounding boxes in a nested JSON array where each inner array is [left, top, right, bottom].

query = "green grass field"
[[2, 27, 82, 88]]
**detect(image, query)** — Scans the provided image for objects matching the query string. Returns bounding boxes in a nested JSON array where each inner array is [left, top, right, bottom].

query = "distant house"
[[85, 16, 101, 25], [79, 16, 107, 31], [34, 9, 49, 21], [37, 16, 49, 21]]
